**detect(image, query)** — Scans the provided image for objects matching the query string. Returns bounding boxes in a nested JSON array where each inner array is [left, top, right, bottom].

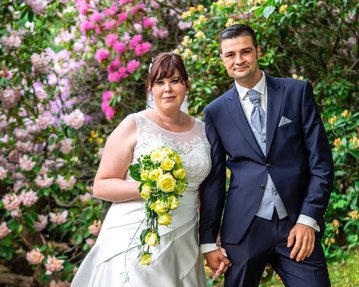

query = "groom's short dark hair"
[[219, 24, 258, 50]]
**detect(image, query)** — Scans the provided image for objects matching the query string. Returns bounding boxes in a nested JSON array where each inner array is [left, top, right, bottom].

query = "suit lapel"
[[225, 86, 264, 158], [266, 75, 284, 154]]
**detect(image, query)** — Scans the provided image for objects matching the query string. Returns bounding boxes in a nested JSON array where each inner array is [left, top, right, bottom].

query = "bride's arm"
[[93, 115, 140, 202]]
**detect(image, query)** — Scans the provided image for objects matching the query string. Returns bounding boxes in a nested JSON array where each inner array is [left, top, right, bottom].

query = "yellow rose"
[[195, 31, 205, 40], [161, 159, 175, 171], [158, 213, 172, 226], [150, 150, 165, 163], [140, 253, 152, 265], [173, 168, 186, 179], [144, 232, 159, 247], [168, 196, 179, 210], [173, 153, 182, 164], [140, 184, 152, 200], [157, 174, 176, 193], [140, 171, 148, 181], [148, 168, 162, 181], [151, 200, 168, 214]]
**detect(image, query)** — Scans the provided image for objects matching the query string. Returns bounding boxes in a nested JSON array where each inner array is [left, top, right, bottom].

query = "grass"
[[209, 248, 359, 287]]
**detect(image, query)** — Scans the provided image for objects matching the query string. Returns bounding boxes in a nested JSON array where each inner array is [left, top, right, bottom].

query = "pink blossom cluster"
[[24, 0, 48, 14], [88, 220, 102, 236], [0, 166, 8, 180], [1, 26, 25, 48], [49, 210, 68, 225], [56, 175, 76, 190], [34, 215, 48, 231], [26, 248, 45, 265], [0, 88, 21, 109], [60, 138, 73, 154], [0, 222, 11, 239], [31, 52, 51, 73], [35, 174, 54, 188], [101, 91, 116, 120], [63, 109, 85, 129], [19, 155, 36, 171], [45, 256, 64, 275]]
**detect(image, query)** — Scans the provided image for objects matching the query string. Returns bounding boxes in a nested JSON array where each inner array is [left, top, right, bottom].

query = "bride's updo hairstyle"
[[147, 52, 190, 90]]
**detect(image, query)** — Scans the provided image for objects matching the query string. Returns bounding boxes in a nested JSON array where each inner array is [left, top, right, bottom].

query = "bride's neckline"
[[139, 112, 197, 134]]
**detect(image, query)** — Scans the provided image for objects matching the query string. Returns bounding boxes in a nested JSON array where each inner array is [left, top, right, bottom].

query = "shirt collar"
[[235, 71, 266, 100]]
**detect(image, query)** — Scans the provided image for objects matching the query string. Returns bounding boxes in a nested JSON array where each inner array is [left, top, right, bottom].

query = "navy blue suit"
[[199, 75, 334, 286]]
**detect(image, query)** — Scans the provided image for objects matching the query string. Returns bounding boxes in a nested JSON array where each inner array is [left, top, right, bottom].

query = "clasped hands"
[[204, 246, 232, 280]]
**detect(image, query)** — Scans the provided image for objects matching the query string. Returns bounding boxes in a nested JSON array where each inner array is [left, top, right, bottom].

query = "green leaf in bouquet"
[[129, 163, 141, 182]]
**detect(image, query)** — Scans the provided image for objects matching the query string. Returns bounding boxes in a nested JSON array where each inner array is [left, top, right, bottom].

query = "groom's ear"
[[256, 46, 261, 58]]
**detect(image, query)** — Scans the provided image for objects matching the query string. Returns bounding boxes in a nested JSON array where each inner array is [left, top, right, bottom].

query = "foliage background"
[[0, 0, 357, 286]]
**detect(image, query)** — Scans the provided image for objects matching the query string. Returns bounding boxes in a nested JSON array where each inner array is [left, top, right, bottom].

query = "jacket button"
[[260, 184, 265, 189], [266, 163, 271, 167]]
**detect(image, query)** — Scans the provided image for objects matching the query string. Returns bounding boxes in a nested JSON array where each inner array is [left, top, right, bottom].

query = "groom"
[[199, 24, 334, 286]]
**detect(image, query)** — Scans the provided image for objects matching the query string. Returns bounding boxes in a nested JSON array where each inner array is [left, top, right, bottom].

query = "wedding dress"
[[71, 112, 211, 287]]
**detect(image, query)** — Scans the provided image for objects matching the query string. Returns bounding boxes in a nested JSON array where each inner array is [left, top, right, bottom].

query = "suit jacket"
[[199, 75, 334, 245]]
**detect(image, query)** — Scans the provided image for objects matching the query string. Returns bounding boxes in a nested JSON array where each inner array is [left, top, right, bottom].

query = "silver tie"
[[248, 89, 266, 134]]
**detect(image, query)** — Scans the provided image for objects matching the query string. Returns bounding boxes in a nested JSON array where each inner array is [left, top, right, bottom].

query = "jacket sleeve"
[[199, 107, 227, 244], [299, 81, 334, 222]]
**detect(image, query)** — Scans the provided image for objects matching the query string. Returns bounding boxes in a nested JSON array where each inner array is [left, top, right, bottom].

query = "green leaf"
[[129, 163, 141, 182]]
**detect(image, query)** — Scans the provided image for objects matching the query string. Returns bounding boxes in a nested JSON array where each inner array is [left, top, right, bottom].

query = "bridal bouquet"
[[129, 146, 187, 265]]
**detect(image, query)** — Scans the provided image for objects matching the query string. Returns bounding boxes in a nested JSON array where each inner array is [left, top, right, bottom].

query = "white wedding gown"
[[72, 112, 211, 287]]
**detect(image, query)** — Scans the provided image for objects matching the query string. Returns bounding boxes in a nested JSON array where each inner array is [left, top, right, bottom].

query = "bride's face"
[[150, 70, 186, 112]]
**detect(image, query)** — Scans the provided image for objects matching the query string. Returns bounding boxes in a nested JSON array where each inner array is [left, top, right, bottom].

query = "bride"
[[71, 53, 212, 286]]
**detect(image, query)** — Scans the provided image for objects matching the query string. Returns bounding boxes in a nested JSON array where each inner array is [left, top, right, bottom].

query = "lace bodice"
[[128, 112, 211, 191]]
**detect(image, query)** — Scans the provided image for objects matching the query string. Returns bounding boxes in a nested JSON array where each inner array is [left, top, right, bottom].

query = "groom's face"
[[220, 35, 261, 88]]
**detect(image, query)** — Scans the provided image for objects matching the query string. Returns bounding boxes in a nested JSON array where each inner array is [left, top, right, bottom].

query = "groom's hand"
[[287, 223, 315, 262], [204, 248, 231, 280]]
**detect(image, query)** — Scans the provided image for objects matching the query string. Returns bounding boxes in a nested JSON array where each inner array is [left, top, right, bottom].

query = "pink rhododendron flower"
[[153, 27, 169, 39], [0, 167, 8, 180], [107, 56, 121, 72], [88, 220, 102, 236], [103, 20, 117, 30], [108, 71, 122, 82], [35, 174, 54, 188], [0, 222, 10, 239], [63, 109, 85, 129], [26, 249, 45, 265], [143, 17, 157, 28], [80, 20, 95, 34], [0, 88, 21, 109], [79, 192, 92, 202], [74, 1, 89, 15], [34, 215, 48, 231], [104, 5, 118, 16], [178, 21, 192, 30], [35, 114, 53, 130], [60, 138, 73, 154], [113, 41, 126, 54], [101, 101, 116, 120], [49, 210, 68, 225], [135, 42, 152, 56], [45, 256, 64, 275], [85, 238, 95, 247], [2, 193, 21, 211], [14, 128, 28, 141], [20, 190, 39, 207], [105, 34, 118, 47], [117, 12, 127, 25], [149, 0, 160, 9], [56, 175, 76, 190], [127, 60, 140, 73], [19, 155, 36, 171], [15, 141, 33, 153], [31, 52, 50, 72], [90, 10, 103, 22], [95, 48, 110, 63], [119, 0, 132, 5], [102, 91, 114, 101], [129, 35, 142, 50]]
